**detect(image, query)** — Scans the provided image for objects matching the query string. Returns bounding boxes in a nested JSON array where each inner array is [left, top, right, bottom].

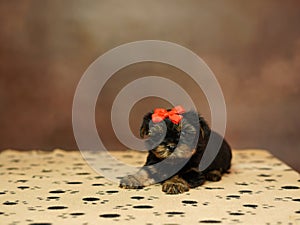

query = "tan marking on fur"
[[153, 145, 170, 159], [162, 175, 190, 194]]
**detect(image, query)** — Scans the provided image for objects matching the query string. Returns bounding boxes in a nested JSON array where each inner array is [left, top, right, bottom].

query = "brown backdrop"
[[0, 0, 299, 171]]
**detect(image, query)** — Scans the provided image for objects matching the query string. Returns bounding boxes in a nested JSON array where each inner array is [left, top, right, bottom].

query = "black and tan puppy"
[[120, 106, 232, 194]]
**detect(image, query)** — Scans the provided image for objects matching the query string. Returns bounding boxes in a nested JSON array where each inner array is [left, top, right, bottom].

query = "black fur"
[[120, 109, 232, 194]]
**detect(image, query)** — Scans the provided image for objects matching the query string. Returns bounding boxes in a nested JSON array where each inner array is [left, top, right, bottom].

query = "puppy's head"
[[140, 106, 208, 159]]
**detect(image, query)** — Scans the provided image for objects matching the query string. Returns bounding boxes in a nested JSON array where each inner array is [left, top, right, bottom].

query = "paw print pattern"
[[0, 149, 299, 224]]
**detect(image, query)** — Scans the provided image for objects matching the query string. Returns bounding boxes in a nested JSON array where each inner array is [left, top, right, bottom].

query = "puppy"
[[120, 106, 232, 194]]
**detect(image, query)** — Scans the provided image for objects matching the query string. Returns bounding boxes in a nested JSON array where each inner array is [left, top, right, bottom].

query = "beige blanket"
[[1, 149, 299, 224]]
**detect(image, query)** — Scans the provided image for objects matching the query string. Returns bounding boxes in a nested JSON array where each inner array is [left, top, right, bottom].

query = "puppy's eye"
[[176, 125, 182, 132]]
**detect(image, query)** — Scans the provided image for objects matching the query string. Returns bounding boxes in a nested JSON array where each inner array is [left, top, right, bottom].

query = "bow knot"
[[152, 105, 185, 124]]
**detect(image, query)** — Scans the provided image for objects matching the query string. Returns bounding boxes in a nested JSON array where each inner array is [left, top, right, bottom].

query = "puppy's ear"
[[181, 111, 211, 143], [139, 112, 153, 138], [199, 116, 211, 139]]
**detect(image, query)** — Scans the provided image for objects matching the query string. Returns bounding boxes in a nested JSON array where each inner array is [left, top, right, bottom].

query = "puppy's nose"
[[169, 145, 176, 151]]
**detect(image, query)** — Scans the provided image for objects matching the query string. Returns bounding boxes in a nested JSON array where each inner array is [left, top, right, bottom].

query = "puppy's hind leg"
[[205, 169, 222, 182]]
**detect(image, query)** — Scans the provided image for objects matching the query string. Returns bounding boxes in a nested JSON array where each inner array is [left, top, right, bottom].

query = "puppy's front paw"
[[119, 175, 144, 189], [162, 178, 189, 194]]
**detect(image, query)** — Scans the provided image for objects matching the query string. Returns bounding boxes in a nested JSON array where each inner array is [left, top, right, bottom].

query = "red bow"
[[152, 106, 185, 124]]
